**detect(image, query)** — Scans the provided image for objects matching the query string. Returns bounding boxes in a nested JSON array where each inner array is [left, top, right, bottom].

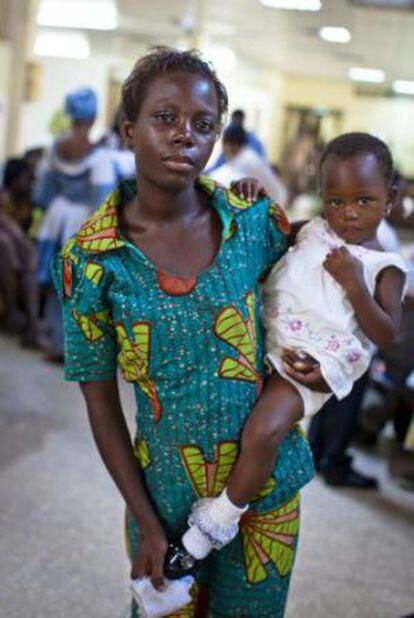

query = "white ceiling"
[[113, 0, 414, 83]]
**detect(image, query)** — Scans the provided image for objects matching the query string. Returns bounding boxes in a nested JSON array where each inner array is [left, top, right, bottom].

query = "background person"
[[34, 87, 117, 361], [209, 124, 287, 205], [208, 108, 267, 173]]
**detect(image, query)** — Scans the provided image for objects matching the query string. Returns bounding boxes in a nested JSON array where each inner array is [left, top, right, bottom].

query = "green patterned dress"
[[52, 177, 315, 617]]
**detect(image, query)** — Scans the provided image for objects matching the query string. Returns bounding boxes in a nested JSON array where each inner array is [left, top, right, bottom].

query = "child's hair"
[[121, 46, 228, 125], [319, 132, 394, 187]]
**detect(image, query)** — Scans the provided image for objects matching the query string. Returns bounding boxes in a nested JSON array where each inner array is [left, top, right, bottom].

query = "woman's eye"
[[195, 119, 214, 133], [155, 111, 175, 124]]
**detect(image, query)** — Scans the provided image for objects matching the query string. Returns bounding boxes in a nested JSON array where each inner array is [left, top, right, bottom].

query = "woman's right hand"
[[131, 518, 169, 591]]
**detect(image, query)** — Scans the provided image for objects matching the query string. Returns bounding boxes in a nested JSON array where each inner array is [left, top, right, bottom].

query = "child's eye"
[[357, 196, 373, 206], [328, 198, 343, 208]]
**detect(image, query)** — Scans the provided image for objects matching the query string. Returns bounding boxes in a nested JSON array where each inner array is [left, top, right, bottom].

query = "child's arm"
[[230, 178, 307, 244], [230, 177, 268, 202], [323, 247, 405, 348]]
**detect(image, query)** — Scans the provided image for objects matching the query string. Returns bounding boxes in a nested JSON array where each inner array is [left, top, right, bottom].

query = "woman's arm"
[[323, 247, 405, 348], [80, 379, 168, 589]]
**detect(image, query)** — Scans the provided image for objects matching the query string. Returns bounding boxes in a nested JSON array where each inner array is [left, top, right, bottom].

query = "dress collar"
[[75, 176, 253, 254]]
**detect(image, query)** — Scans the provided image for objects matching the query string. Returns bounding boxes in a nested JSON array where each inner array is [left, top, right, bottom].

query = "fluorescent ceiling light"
[[37, 0, 118, 31], [319, 26, 351, 43], [392, 80, 414, 94], [348, 67, 385, 83], [34, 29, 90, 59], [260, 0, 321, 10]]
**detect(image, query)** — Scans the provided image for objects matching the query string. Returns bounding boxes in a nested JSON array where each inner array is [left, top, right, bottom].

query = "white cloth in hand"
[[130, 576, 194, 618]]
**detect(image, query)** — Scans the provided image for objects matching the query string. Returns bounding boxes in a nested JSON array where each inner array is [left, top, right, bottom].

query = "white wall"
[[280, 75, 414, 175], [206, 59, 285, 167], [0, 40, 11, 162], [18, 56, 110, 152], [12, 47, 414, 176]]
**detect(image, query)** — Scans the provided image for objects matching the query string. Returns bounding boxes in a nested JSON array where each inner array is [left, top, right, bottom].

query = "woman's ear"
[[120, 116, 135, 150]]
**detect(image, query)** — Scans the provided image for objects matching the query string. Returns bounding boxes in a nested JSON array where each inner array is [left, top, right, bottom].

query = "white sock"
[[208, 489, 248, 525], [182, 524, 213, 559]]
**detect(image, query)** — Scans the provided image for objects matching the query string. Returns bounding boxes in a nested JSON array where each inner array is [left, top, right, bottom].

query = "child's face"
[[321, 153, 395, 245], [122, 71, 219, 192]]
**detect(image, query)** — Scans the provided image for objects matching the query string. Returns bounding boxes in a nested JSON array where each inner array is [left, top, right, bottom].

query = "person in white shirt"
[[209, 124, 287, 206]]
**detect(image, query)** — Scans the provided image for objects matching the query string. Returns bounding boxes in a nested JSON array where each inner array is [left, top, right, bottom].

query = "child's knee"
[[241, 416, 281, 456]]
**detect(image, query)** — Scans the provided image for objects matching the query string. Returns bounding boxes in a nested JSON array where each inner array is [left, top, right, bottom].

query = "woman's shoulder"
[[199, 175, 288, 228], [55, 187, 125, 269]]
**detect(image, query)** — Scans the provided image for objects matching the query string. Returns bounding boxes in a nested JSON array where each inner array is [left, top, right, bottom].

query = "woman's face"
[[123, 71, 220, 192]]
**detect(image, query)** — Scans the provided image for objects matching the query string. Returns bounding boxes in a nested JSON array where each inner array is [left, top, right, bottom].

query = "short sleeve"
[[51, 244, 118, 382], [262, 200, 290, 272]]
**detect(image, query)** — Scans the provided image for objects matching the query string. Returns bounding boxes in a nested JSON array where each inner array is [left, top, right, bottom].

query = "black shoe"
[[322, 465, 378, 489]]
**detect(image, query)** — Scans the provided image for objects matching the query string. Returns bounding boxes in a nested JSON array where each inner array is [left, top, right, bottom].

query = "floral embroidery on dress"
[[275, 306, 365, 366], [289, 319, 302, 332], [346, 350, 362, 363], [325, 336, 340, 352]]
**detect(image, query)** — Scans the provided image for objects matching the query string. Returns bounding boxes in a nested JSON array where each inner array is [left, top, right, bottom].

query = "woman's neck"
[[132, 176, 203, 224]]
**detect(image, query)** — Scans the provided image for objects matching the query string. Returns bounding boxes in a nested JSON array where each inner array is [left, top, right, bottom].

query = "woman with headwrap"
[[34, 87, 117, 361]]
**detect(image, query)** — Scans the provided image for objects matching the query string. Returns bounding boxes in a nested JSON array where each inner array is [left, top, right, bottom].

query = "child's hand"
[[323, 247, 364, 292], [230, 177, 268, 203], [282, 349, 330, 392]]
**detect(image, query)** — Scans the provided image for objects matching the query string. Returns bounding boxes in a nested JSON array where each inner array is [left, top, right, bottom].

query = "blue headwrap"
[[64, 87, 97, 121]]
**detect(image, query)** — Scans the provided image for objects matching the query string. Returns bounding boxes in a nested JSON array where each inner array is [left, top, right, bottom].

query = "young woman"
[[53, 47, 324, 617]]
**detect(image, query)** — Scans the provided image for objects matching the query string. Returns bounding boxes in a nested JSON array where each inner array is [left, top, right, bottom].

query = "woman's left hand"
[[282, 349, 331, 392]]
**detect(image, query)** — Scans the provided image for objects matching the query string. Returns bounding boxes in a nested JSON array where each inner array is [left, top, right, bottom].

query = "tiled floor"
[[1, 334, 413, 618]]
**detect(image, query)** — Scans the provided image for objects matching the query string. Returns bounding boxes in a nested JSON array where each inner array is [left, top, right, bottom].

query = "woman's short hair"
[[121, 46, 228, 125], [319, 132, 394, 186]]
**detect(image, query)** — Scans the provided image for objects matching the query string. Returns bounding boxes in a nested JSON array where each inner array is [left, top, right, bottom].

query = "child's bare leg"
[[226, 373, 304, 507], [181, 374, 304, 561]]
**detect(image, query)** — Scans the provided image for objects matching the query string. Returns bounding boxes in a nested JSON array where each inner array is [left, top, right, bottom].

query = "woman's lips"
[[163, 154, 194, 173]]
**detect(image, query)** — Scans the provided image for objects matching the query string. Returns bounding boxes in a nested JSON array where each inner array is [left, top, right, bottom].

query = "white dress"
[[262, 217, 407, 417]]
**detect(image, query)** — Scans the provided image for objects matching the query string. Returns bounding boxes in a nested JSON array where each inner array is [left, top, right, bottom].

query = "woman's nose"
[[172, 119, 193, 146]]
